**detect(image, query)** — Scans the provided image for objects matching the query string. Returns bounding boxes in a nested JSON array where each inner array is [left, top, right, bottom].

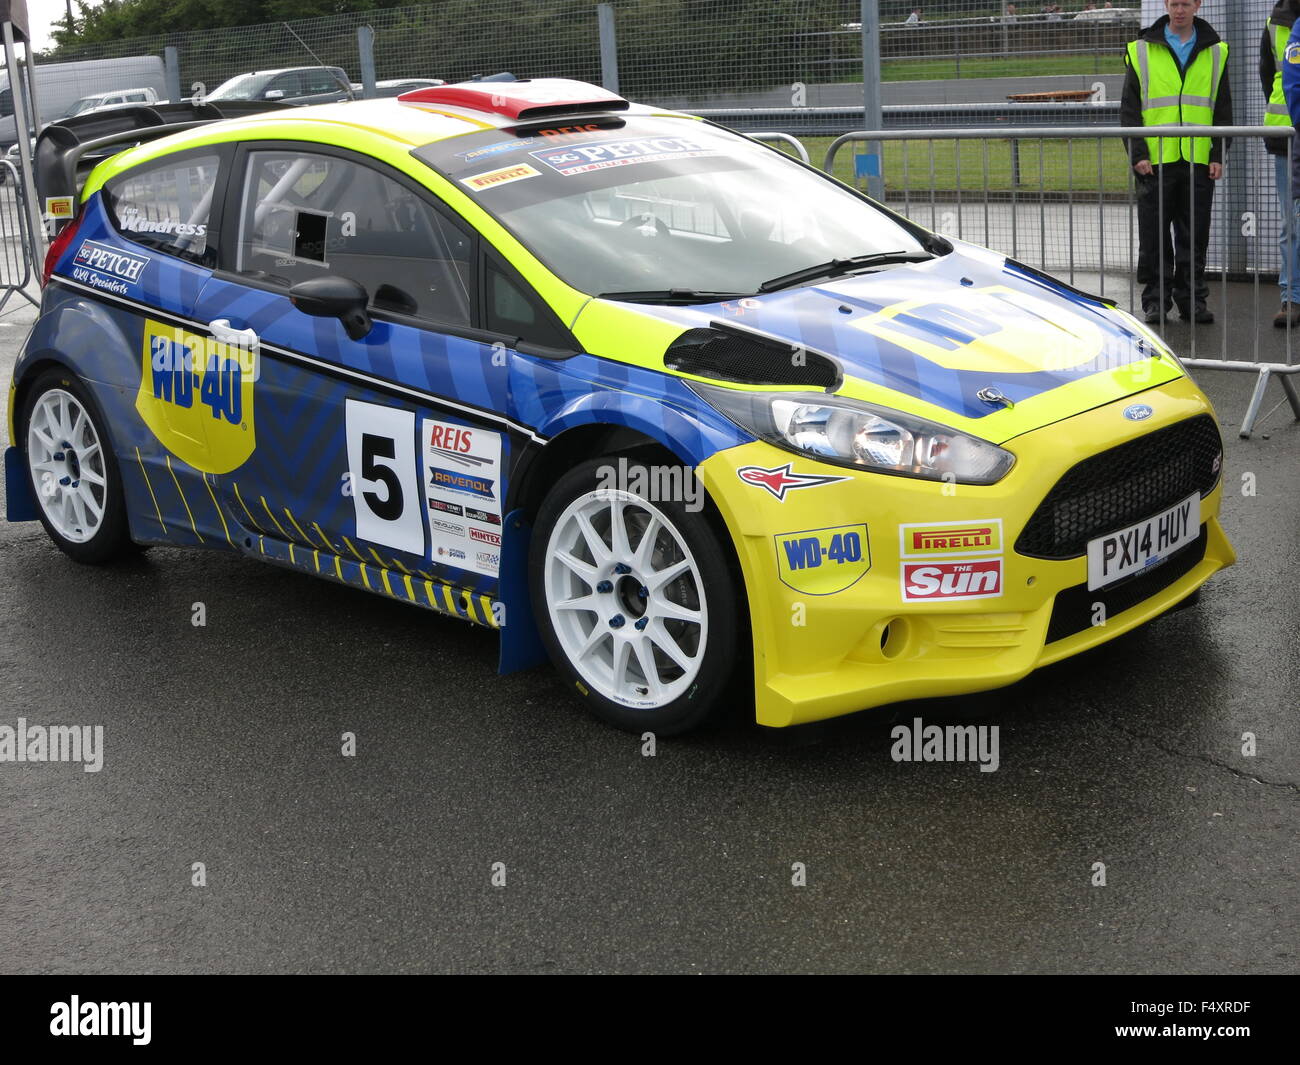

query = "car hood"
[[574, 243, 1183, 446]]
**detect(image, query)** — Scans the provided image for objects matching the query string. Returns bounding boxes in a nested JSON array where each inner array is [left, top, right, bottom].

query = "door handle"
[[207, 319, 260, 348]]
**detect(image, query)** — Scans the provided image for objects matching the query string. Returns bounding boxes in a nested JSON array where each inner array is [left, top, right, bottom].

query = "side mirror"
[[263, 89, 286, 101], [289, 276, 372, 340]]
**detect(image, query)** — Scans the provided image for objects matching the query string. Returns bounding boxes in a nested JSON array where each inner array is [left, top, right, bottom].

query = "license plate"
[[1086, 493, 1199, 591]]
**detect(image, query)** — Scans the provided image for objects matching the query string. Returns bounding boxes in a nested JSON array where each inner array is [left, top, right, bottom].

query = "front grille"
[[1016, 414, 1222, 560], [1045, 525, 1207, 644]]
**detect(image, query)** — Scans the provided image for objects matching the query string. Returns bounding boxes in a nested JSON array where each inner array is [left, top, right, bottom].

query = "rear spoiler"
[[35, 100, 293, 224]]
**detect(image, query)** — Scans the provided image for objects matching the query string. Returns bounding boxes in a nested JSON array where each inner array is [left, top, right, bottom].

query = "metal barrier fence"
[[0, 159, 37, 313], [823, 125, 1300, 437]]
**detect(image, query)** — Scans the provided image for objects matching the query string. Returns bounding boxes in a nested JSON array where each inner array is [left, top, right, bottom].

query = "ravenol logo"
[[900, 519, 1003, 559], [775, 524, 870, 595]]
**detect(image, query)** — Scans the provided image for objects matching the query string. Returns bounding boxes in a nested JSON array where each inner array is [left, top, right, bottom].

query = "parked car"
[[62, 88, 161, 119], [205, 67, 353, 106], [0, 55, 167, 148], [11, 79, 1234, 734]]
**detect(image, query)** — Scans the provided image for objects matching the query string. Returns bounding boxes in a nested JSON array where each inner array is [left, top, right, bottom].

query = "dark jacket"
[[1260, 0, 1300, 156], [1121, 15, 1234, 166]]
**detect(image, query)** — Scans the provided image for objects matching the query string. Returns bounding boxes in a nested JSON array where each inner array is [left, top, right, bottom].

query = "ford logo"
[[1124, 404, 1154, 422]]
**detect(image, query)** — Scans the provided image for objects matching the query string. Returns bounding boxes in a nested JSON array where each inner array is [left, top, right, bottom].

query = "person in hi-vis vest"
[[1261, 1, 1300, 328], [1121, 0, 1233, 325]]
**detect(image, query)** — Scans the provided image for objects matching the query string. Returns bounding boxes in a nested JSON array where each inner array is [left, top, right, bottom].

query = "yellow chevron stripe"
[[333, 555, 343, 580], [134, 448, 166, 532], [288, 543, 296, 564], [283, 507, 315, 546], [313, 549, 320, 573], [342, 536, 366, 562], [481, 596, 497, 628], [258, 535, 265, 555], [360, 563, 372, 590], [313, 522, 336, 552], [380, 567, 394, 596], [464, 593, 480, 624], [390, 557, 413, 576], [232, 482, 260, 529], [441, 584, 456, 613], [202, 475, 233, 546], [424, 579, 438, 610], [260, 496, 289, 538], [165, 455, 204, 542], [369, 547, 387, 567], [403, 574, 415, 601]]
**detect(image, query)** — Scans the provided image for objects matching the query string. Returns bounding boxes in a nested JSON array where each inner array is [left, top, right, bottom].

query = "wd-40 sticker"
[[71, 240, 149, 295], [530, 135, 717, 177], [737, 463, 848, 502], [423, 418, 503, 576], [136, 319, 256, 474], [899, 519, 1003, 559], [460, 164, 541, 192], [776, 525, 871, 596], [899, 518, 1003, 602], [346, 399, 425, 556]]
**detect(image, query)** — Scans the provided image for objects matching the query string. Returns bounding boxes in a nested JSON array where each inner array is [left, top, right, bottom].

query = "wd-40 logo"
[[136, 319, 256, 474], [775, 524, 870, 595]]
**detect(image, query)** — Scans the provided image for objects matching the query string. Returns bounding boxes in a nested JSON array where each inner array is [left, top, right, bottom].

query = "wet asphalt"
[[0, 280, 1295, 974]]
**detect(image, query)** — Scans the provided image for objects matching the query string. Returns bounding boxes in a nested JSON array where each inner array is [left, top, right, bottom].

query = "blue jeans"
[[1275, 154, 1300, 304]]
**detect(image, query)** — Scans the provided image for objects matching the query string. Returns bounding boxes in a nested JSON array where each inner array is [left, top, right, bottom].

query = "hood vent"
[[664, 324, 841, 390]]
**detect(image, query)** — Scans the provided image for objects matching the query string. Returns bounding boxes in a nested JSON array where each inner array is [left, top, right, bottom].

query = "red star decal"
[[736, 463, 848, 501]]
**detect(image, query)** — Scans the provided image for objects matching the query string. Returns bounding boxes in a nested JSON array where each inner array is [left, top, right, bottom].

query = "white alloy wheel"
[[543, 488, 708, 711], [26, 388, 109, 543]]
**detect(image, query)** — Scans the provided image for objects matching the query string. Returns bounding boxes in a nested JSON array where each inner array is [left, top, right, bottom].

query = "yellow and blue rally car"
[[6, 79, 1234, 733]]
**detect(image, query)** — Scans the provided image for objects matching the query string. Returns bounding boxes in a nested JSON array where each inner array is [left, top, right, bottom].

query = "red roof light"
[[397, 78, 628, 121]]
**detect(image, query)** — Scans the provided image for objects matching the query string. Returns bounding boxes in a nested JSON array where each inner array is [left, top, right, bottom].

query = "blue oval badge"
[[1124, 404, 1154, 422]]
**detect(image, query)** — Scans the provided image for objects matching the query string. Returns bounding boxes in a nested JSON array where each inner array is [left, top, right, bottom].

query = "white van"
[[61, 87, 161, 118], [0, 55, 167, 147]]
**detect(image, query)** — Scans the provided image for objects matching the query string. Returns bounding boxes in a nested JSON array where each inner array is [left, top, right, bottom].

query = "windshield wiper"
[[596, 289, 753, 305], [758, 251, 935, 294]]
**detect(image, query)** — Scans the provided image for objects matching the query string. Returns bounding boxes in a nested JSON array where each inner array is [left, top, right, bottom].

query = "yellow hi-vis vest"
[[1265, 18, 1292, 127], [1127, 36, 1227, 164]]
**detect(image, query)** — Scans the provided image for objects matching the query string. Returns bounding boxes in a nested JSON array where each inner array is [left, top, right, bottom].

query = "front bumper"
[[697, 376, 1235, 728]]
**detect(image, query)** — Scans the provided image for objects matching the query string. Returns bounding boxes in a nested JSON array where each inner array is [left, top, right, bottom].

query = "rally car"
[[5, 79, 1234, 733]]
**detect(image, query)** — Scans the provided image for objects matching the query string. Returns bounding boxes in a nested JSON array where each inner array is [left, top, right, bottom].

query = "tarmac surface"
[[0, 276, 1295, 974]]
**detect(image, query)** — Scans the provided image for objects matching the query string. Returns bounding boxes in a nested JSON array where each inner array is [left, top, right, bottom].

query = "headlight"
[[692, 384, 1015, 485]]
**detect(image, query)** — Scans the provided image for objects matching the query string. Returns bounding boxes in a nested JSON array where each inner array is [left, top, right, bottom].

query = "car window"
[[105, 153, 222, 265], [302, 70, 339, 95], [486, 258, 571, 349], [125, 93, 148, 103], [233, 150, 474, 327], [268, 72, 303, 98]]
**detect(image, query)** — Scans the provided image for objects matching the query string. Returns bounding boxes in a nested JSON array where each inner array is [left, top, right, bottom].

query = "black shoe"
[[1190, 305, 1214, 324], [1143, 305, 1167, 324]]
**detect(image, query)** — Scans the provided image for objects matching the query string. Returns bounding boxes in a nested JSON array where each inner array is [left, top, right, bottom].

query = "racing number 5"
[[360, 433, 402, 520], [345, 398, 425, 556]]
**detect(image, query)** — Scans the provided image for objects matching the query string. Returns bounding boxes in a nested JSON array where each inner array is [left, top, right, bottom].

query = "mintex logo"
[[900, 519, 1003, 558], [72, 240, 149, 282], [902, 559, 1003, 602], [468, 527, 501, 545]]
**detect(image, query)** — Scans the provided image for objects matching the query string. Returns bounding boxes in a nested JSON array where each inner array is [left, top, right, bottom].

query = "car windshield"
[[63, 96, 101, 117], [208, 74, 264, 102], [415, 116, 927, 299]]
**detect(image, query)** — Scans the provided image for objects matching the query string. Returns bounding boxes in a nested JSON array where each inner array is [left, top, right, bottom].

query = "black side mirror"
[[288, 276, 372, 340]]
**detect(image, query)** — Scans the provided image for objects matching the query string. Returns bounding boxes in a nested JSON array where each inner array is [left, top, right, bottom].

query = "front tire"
[[529, 456, 740, 734], [21, 368, 134, 564]]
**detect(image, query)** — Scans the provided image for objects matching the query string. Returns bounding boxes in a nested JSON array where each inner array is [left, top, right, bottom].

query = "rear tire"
[[529, 455, 740, 735], [21, 368, 135, 564]]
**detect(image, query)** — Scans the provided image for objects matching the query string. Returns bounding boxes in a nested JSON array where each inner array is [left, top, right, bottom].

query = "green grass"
[[881, 53, 1125, 82], [780, 135, 1134, 195]]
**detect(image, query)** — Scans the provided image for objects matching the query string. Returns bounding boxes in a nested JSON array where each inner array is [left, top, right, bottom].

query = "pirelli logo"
[[900, 519, 1003, 559], [460, 163, 541, 191]]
